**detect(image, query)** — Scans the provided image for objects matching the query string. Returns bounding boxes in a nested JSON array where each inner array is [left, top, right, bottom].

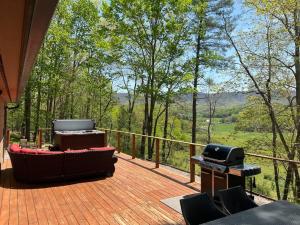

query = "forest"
[[7, 0, 300, 202]]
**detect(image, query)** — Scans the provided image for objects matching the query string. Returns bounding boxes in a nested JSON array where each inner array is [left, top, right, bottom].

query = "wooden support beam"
[[190, 144, 196, 182], [131, 134, 136, 159], [155, 138, 160, 168], [116, 131, 121, 153]]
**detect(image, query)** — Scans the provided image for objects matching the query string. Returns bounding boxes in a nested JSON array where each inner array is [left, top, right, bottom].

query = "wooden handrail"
[[245, 152, 300, 164], [99, 128, 206, 147], [35, 126, 300, 184], [101, 128, 300, 165]]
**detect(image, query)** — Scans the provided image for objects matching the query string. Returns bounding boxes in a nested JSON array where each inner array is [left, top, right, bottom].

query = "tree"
[[203, 78, 222, 143], [188, 0, 234, 144], [223, 4, 299, 200], [102, 0, 191, 159], [13, 0, 115, 141], [246, 0, 300, 202]]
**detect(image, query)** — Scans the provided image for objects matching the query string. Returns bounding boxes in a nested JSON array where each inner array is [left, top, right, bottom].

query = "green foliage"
[[8, 0, 116, 135]]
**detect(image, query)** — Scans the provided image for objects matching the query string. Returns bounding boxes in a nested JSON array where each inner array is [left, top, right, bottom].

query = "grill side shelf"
[[228, 164, 261, 177], [191, 156, 261, 177]]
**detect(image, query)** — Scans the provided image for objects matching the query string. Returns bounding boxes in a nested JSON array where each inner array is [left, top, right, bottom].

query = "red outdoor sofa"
[[8, 144, 118, 183]]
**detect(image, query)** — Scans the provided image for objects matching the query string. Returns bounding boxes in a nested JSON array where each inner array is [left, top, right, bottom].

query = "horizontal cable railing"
[[98, 128, 207, 147], [18, 127, 300, 164], [7, 127, 300, 202], [98, 128, 300, 164]]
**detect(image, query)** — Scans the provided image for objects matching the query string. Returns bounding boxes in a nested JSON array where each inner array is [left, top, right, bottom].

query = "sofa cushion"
[[36, 150, 64, 155], [25, 152, 64, 182], [65, 149, 88, 153], [89, 147, 116, 152], [63, 149, 117, 179], [20, 148, 37, 154], [10, 144, 21, 153]]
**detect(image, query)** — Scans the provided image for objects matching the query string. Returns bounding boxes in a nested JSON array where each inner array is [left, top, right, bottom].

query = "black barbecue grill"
[[202, 144, 244, 165], [192, 144, 261, 197]]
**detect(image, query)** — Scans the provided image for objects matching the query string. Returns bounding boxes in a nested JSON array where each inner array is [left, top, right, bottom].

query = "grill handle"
[[203, 156, 226, 163]]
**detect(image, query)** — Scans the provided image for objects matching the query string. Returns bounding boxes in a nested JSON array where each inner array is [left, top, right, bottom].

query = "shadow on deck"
[[0, 152, 198, 225]]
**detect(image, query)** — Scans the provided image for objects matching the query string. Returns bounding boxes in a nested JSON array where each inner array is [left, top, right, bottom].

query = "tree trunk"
[[271, 118, 281, 199], [162, 98, 169, 161], [34, 73, 42, 141], [192, 33, 201, 143], [127, 97, 136, 132], [293, 165, 300, 202], [147, 111, 153, 159], [85, 98, 90, 118], [293, 6, 300, 201], [265, 25, 281, 200], [140, 95, 147, 158], [52, 91, 57, 121], [70, 94, 74, 119], [24, 81, 31, 140], [283, 164, 293, 200], [207, 99, 212, 144]]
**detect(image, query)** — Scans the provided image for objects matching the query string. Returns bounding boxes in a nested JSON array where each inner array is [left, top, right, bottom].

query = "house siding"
[[0, 99, 5, 164]]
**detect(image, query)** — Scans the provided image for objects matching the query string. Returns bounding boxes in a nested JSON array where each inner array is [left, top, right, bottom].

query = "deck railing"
[[7, 127, 300, 201], [94, 128, 300, 202], [97, 128, 300, 181], [9, 127, 300, 174]]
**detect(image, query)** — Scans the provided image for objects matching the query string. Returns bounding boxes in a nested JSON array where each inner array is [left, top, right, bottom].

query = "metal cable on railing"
[[98, 128, 300, 165]]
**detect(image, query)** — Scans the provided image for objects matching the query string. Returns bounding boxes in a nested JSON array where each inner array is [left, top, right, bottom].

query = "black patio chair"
[[217, 186, 258, 215], [180, 193, 226, 225]]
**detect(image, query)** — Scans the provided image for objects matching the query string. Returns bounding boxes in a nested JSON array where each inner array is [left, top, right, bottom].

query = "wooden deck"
[[0, 153, 199, 225]]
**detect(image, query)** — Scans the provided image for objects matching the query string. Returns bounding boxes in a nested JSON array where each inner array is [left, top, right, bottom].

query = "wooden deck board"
[[0, 153, 199, 225]]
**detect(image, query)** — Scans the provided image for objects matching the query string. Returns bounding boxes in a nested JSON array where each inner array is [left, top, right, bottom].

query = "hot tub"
[[52, 119, 106, 151]]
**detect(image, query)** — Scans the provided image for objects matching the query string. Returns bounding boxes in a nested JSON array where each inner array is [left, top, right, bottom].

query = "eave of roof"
[[0, 0, 59, 103]]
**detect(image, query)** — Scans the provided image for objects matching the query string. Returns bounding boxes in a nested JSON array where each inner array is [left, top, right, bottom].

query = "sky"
[[111, 0, 255, 93], [206, 0, 255, 91]]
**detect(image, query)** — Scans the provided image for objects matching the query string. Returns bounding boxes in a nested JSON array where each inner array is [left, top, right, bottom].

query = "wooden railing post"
[[155, 138, 160, 168], [190, 144, 196, 182], [37, 128, 42, 148], [116, 131, 121, 153], [131, 133, 136, 159], [6, 129, 10, 147]]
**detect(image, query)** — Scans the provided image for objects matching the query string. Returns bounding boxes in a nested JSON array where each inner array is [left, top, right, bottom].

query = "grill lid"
[[202, 144, 244, 166]]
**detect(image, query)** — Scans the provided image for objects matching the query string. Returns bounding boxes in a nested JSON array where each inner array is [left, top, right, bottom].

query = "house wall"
[[0, 99, 5, 164]]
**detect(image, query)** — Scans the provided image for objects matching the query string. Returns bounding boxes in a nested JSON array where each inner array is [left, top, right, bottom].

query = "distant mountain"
[[176, 92, 253, 106], [116, 91, 290, 106]]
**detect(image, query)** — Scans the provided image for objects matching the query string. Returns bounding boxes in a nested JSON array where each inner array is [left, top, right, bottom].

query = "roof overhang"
[[0, 0, 58, 103]]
